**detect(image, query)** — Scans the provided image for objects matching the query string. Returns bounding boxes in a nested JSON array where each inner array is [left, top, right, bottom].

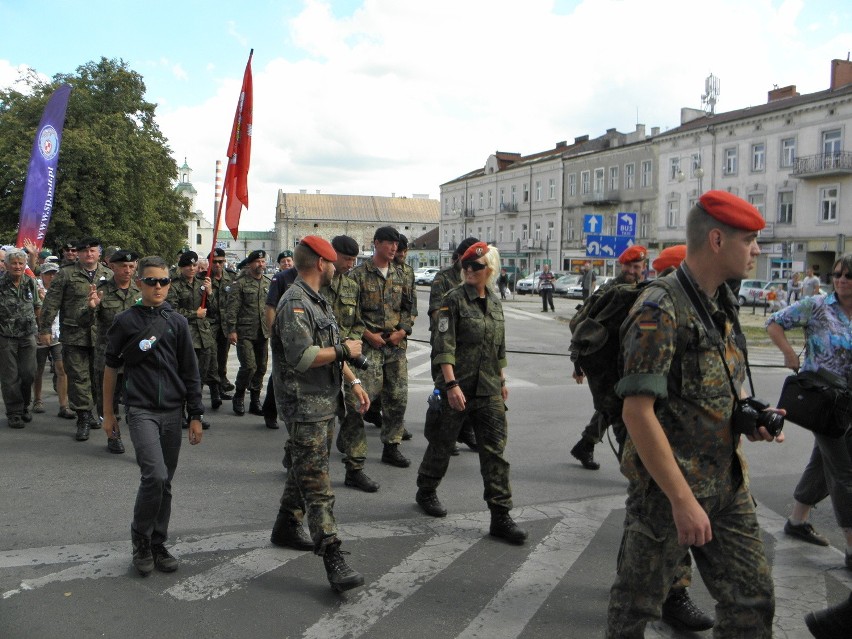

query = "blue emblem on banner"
[[38, 125, 59, 161]]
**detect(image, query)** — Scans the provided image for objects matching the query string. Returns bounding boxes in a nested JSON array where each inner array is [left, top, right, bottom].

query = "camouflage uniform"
[[39, 262, 113, 412], [606, 267, 774, 638], [224, 271, 271, 397], [79, 278, 141, 416], [207, 270, 234, 391], [167, 273, 214, 391], [397, 261, 418, 319], [0, 272, 41, 417], [428, 265, 462, 330], [417, 283, 512, 510], [272, 278, 345, 552], [338, 260, 412, 468]]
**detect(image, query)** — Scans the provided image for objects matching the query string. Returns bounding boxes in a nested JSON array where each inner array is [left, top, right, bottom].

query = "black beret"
[[209, 247, 226, 259], [75, 236, 101, 250], [177, 251, 199, 267], [331, 235, 359, 257], [373, 226, 400, 242], [236, 258, 248, 270], [453, 237, 480, 261], [62, 241, 77, 250], [246, 249, 266, 263], [397, 234, 409, 250], [109, 250, 139, 263], [276, 250, 293, 262]]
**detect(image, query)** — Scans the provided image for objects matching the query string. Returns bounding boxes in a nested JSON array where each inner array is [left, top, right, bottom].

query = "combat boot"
[[131, 537, 154, 576], [323, 544, 364, 593], [232, 389, 246, 416], [381, 443, 410, 468], [270, 513, 314, 550], [264, 413, 279, 429], [570, 438, 600, 470], [107, 435, 125, 454], [489, 507, 527, 545], [344, 469, 380, 493], [416, 488, 447, 517], [805, 593, 852, 639], [661, 589, 714, 631], [209, 384, 222, 410], [248, 390, 264, 416], [7, 414, 24, 429], [75, 411, 91, 441], [151, 544, 179, 572]]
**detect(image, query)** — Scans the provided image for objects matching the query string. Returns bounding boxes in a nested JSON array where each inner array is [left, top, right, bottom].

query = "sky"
[[1, 0, 851, 233]]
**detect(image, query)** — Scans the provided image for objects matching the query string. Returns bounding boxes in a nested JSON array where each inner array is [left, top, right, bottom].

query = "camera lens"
[[350, 354, 369, 370], [758, 410, 784, 436]]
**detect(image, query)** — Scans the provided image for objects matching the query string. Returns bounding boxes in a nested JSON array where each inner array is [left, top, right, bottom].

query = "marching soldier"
[[206, 248, 235, 404]]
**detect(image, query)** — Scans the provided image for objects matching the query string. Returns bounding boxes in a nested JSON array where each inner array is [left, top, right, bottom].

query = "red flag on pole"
[[224, 50, 253, 240]]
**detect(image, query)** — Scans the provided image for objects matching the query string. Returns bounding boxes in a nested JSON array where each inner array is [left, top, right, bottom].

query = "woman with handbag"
[[766, 254, 852, 571]]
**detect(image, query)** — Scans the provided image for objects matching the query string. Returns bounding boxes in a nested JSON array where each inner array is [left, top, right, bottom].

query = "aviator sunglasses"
[[831, 272, 852, 280], [140, 277, 172, 287]]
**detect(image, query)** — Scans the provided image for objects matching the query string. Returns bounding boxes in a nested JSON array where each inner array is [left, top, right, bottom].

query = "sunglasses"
[[213, 260, 227, 264], [140, 277, 171, 287], [462, 260, 488, 272], [832, 272, 852, 280]]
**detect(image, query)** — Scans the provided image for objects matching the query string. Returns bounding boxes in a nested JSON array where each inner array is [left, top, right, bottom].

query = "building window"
[[624, 163, 635, 189], [724, 147, 738, 175], [444, 198, 449, 215], [781, 138, 796, 168], [548, 178, 556, 199], [566, 219, 574, 241], [478, 192, 483, 209], [469, 194, 474, 210], [823, 129, 842, 168], [640, 161, 652, 188], [510, 225, 516, 242], [488, 190, 493, 208], [486, 226, 493, 242], [535, 181, 541, 201], [751, 143, 765, 172], [748, 193, 765, 218], [581, 171, 590, 195], [609, 166, 618, 191], [547, 220, 554, 240], [568, 174, 577, 196], [820, 186, 838, 223], [499, 188, 505, 205], [511, 185, 517, 205], [667, 200, 680, 228], [639, 213, 649, 239], [196, 233, 202, 245], [498, 226, 504, 242], [521, 223, 528, 240], [594, 168, 604, 193], [669, 157, 681, 181], [523, 183, 529, 203], [777, 191, 793, 224], [477, 226, 483, 237], [534, 223, 541, 241]]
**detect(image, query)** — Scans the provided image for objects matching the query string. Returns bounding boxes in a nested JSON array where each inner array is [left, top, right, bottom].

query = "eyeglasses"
[[213, 260, 226, 264], [831, 272, 852, 280], [140, 277, 171, 287], [461, 260, 488, 272]]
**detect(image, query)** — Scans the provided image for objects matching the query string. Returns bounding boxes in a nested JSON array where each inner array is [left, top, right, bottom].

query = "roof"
[[217, 230, 274, 241], [277, 192, 439, 224], [410, 226, 439, 250]]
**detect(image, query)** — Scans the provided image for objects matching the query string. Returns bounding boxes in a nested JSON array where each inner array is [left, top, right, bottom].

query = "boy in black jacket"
[[102, 255, 204, 576]]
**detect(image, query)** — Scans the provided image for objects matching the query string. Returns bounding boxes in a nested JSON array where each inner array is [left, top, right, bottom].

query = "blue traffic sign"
[[586, 235, 635, 258], [583, 214, 603, 235], [616, 212, 636, 237]]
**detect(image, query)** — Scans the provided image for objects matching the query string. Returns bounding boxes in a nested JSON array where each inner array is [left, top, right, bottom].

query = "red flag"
[[224, 50, 253, 240]]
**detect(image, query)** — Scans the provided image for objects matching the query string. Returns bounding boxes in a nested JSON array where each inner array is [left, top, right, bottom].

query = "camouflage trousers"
[[607, 478, 774, 638], [337, 345, 407, 470], [277, 417, 338, 552], [210, 328, 232, 389], [93, 364, 124, 419], [63, 344, 96, 412], [234, 337, 268, 393], [0, 334, 36, 415], [580, 410, 626, 449], [417, 394, 512, 511]]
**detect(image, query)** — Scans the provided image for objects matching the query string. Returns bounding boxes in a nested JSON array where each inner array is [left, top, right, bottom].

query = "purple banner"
[[16, 84, 72, 249]]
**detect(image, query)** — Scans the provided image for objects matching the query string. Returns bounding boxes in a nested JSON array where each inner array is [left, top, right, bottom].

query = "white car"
[[515, 272, 539, 295], [415, 267, 440, 285]]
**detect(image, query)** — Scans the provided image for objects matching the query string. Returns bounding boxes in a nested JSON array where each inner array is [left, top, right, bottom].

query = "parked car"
[[515, 272, 540, 295], [568, 275, 612, 299], [554, 274, 581, 297], [414, 267, 440, 285], [736, 279, 769, 306]]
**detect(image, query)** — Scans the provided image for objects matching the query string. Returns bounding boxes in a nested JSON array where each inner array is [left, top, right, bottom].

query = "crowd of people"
[[3, 192, 849, 633]]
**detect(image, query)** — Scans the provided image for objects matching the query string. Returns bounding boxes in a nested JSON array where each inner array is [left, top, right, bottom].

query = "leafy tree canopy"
[[0, 57, 191, 258]]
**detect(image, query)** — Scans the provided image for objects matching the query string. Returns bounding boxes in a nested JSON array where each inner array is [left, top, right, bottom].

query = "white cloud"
[[171, 63, 188, 81]]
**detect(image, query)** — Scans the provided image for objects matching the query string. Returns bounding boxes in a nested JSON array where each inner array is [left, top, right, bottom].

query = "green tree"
[[0, 58, 191, 257]]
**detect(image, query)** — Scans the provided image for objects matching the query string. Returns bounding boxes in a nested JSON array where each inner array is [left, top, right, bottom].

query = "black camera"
[[731, 397, 784, 438], [349, 354, 369, 370]]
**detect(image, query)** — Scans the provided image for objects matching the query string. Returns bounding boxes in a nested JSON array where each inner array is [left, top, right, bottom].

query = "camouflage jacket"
[[207, 270, 234, 337], [320, 272, 365, 340], [224, 272, 271, 340], [0, 272, 41, 338], [39, 262, 113, 346], [167, 274, 214, 349], [79, 279, 141, 361], [615, 266, 748, 497], [397, 261, 418, 319], [272, 278, 344, 422], [428, 265, 462, 319], [348, 259, 413, 338], [432, 283, 507, 397]]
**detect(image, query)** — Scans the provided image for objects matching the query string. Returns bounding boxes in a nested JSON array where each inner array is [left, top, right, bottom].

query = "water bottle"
[[427, 388, 441, 414], [425, 388, 442, 432]]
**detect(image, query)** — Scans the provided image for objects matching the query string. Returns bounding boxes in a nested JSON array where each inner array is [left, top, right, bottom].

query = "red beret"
[[617, 245, 647, 264], [459, 241, 489, 263], [652, 245, 686, 272], [698, 190, 765, 231], [300, 236, 337, 262]]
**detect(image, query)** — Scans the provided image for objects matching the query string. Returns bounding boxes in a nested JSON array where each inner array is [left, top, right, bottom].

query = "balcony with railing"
[[582, 189, 621, 206], [792, 152, 852, 178], [499, 202, 519, 214]]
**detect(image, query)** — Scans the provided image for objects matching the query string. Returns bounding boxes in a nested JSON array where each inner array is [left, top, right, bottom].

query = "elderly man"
[[225, 250, 271, 416], [0, 248, 41, 428], [607, 191, 784, 637], [40, 237, 113, 441], [269, 236, 369, 592]]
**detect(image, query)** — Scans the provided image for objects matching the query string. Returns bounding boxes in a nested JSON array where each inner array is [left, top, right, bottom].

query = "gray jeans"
[[794, 431, 852, 528], [126, 406, 183, 544]]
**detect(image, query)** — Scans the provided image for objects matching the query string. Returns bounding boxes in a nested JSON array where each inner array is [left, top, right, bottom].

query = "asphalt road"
[[1, 288, 849, 638]]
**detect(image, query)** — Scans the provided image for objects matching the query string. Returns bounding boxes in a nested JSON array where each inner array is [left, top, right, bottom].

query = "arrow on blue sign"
[[616, 212, 636, 237], [584, 214, 603, 235]]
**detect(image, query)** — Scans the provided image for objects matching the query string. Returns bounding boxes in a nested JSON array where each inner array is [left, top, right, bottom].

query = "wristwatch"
[[348, 378, 362, 388], [189, 414, 204, 422]]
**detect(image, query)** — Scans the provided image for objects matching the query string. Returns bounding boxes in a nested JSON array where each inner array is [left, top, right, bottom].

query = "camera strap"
[[675, 267, 756, 401]]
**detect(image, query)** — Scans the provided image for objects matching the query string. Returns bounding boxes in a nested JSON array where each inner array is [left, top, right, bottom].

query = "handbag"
[[777, 369, 850, 438]]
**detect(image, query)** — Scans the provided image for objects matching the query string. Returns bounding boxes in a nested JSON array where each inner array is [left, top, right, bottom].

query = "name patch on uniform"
[[438, 316, 449, 332], [293, 308, 304, 314]]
